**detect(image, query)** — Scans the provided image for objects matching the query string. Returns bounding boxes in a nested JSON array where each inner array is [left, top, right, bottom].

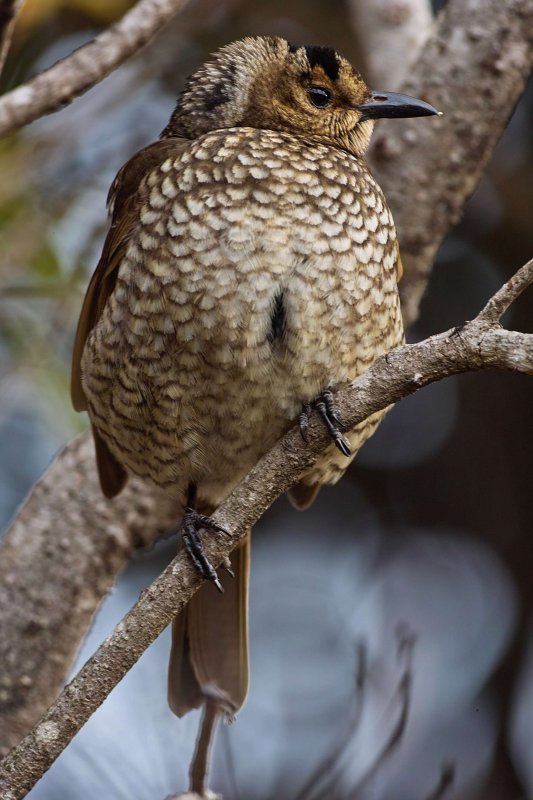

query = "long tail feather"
[[168, 531, 251, 718]]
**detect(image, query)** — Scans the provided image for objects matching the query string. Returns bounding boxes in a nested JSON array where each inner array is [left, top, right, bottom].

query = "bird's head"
[[163, 36, 440, 157]]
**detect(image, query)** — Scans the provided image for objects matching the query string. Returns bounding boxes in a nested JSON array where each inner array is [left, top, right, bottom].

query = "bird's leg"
[[299, 388, 351, 457], [181, 483, 230, 594]]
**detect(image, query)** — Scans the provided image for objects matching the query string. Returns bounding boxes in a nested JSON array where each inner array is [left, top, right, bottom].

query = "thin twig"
[[352, 626, 415, 794], [424, 763, 455, 800], [478, 258, 533, 322], [0, 0, 190, 137], [0, 257, 531, 800], [293, 642, 368, 800]]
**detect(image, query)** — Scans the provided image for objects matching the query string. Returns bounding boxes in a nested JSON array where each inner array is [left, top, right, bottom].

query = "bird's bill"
[[357, 91, 441, 119]]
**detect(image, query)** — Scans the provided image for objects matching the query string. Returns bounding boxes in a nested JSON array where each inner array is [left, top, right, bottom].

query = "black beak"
[[357, 91, 441, 120]]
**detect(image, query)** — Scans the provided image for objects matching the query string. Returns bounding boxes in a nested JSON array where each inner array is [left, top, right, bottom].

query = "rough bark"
[[348, 0, 435, 88], [0, 436, 180, 754], [367, 0, 533, 325], [0, 258, 532, 800]]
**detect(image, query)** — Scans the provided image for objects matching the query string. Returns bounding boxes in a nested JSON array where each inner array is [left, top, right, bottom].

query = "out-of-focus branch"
[[0, 258, 531, 800], [0, 0, 190, 137], [0, 0, 24, 76], [348, 0, 434, 88], [368, 0, 533, 325], [425, 764, 455, 800], [0, 435, 180, 754]]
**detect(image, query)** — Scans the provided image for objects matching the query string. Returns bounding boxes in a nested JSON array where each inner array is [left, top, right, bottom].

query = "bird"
[[71, 35, 439, 796]]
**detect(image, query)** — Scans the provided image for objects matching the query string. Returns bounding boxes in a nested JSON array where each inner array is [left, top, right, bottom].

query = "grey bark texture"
[[368, 0, 533, 324], [348, 0, 435, 88], [0, 436, 179, 754]]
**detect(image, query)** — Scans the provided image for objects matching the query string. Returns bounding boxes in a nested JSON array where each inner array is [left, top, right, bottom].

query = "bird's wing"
[[287, 482, 322, 510], [70, 137, 188, 497], [71, 137, 188, 411]]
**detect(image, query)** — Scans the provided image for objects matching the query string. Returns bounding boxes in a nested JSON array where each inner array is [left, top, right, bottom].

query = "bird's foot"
[[181, 508, 231, 594], [299, 389, 351, 457]]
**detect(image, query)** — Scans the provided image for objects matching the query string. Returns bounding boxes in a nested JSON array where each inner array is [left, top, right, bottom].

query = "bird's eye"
[[308, 86, 332, 109]]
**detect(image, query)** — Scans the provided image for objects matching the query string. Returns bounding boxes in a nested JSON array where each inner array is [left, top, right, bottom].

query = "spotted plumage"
[[71, 35, 439, 795], [80, 127, 401, 503]]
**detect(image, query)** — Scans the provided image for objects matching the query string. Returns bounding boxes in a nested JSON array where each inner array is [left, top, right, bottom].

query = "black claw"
[[333, 432, 352, 457], [299, 404, 312, 443], [191, 512, 231, 537], [181, 507, 228, 591], [322, 389, 341, 426], [300, 390, 351, 457]]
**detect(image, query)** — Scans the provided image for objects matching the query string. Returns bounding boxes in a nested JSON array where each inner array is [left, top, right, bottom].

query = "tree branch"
[[479, 265, 533, 322], [0, 0, 190, 136], [0, 258, 531, 800], [0, 435, 180, 754], [347, 0, 434, 89], [368, 0, 533, 326]]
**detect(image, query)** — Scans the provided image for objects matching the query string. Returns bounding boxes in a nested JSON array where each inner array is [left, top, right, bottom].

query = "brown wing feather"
[[70, 137, 188, 496], [92, 424, 127, 499], [70, 229, 130, 412], [287, 482, 321, 510], [71, 137, 187, 411]]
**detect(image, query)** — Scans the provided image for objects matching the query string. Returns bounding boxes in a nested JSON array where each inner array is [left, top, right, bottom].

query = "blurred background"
[[0, 1, 532, 798]]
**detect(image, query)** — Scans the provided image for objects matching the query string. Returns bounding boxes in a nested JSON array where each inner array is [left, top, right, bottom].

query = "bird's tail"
[[168, 529, 251, 719]]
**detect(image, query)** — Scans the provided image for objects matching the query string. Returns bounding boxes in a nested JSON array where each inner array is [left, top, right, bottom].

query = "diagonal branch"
[[0, 257, 531, 800], [479, 264, 533, 322], [0, 0, 190, 136]]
